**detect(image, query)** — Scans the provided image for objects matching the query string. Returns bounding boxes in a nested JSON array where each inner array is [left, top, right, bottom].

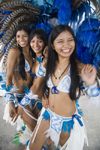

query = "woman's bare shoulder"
[[9, 47, 20, 56], [10, 46, 20, 52]]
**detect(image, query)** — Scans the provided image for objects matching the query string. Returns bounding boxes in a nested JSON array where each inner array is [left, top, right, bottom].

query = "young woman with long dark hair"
[[3, 25, 34, 126], [13, 29, 48, 147], [27, 25, 99, 150]]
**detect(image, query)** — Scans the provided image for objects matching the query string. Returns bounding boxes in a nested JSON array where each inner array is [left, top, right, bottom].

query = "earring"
[[17, 42, 18, 47]]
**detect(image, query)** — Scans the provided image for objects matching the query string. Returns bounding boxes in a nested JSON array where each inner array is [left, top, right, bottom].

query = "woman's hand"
[[9, 102, 17, 121], [81, 64, 97, 86], [42, 94, 49, 109]]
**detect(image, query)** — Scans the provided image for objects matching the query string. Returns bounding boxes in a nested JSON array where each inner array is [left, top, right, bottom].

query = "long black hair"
[[15, 25, 33, 80], [29, 28, 48, 59], [43, 24, 80, 100]]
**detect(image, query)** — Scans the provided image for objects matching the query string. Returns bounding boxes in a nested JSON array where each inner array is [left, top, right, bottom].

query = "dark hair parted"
[[15, 25, 33, 80], [43, 24, 80, 100], [29, 28, 48, 59]]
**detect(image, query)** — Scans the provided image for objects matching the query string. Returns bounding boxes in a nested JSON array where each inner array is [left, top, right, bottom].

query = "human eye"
[[57, 40, 63, 43], [39, 39, 43, 43], [31, 40, 34, 43], [16, 35, 20, 38], [69, 38, 74, 41], [23, 34, 28, 37]]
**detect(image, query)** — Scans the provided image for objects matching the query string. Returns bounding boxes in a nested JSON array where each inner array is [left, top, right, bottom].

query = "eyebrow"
[[55, 39, 63, 42], [69, 37, 74, 40], [56, 37, 74, 41]]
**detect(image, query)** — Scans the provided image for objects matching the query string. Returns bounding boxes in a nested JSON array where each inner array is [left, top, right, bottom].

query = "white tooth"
[[21, 42, 25, 44], [63, 49, 70, 52]]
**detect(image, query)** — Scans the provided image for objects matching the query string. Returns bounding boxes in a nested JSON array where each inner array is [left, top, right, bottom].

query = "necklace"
[[57, 63, 69, 72], [53, 63, 70, 80]]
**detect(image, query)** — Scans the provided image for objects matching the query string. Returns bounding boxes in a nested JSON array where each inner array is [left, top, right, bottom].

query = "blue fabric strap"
[[19, 94, 31, 107], [72, 114, 83, 127], [28, 69, 37, 79]]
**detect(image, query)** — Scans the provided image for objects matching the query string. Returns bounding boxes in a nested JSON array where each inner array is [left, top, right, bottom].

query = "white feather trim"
[[3, 102, 24, 128], [16, 115, 25, 131], [44, 128, 60, 147], [60, 117, 88, 150], [19, 126, 32, 145], [28, 90, 38, 99], [6, 85, 19, 93], [3, 102, 15, 125]]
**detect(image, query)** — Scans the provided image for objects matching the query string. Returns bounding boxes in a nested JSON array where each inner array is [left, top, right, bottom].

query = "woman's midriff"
[[49, 91, 76, 117], [14, 74, 33, 94]]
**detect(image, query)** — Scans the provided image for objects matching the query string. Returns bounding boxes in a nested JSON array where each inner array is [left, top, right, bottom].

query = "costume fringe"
[[19, 126, 32, 145], [44, 128, 60, 147], [60, 117, 88, 150]]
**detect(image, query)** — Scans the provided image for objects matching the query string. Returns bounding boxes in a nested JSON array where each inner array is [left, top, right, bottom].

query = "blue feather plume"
[[58, 5, 72, 25], [52, 0, 72, 8], [71, 2, 93, 30], [80, 48, 93, 64], [36, 23, 52, 37], [2, 42, 9, 53], [93, 41, 100, 68], [79, 31, 98, 48], [78, 18, 99, 32]]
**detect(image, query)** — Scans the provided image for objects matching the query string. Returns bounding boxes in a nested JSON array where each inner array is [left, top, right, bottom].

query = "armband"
[[2, 84, 18, 103], [6, 93, 15, 103], [19, 90, 38, 107], [87, 82, 100, 97]]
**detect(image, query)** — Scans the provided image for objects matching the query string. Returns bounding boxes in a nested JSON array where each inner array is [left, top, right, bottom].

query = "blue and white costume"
[[15, 57, 46, 146], [3, 92, 25, 127], [47, 67, 70, 94], [3, 59, 31, 125], [23, 56, 46, 112], [28, 67, 100, 150]]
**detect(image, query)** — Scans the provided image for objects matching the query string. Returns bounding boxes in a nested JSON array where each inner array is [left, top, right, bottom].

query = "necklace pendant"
[[58, 68, 60, 72]]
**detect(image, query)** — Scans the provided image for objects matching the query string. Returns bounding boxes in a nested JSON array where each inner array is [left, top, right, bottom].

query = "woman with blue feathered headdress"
[[0, 0, 100, 150]]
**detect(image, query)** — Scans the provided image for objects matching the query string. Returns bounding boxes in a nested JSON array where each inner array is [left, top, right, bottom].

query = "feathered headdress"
[[0, 0, 100, 77], [0, 0, 41, 71]]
